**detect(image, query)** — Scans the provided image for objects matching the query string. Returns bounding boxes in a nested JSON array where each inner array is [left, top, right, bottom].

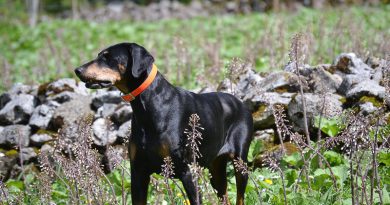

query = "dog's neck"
[[116, 70, 176, 113]]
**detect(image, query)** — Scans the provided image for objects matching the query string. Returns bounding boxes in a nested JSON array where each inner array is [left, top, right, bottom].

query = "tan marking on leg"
[[129, 142, 137, 161]]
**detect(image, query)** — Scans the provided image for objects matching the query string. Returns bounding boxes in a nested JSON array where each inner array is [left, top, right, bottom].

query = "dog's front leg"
[[179, 169, 202, 205], [131, 165, 150, 205]]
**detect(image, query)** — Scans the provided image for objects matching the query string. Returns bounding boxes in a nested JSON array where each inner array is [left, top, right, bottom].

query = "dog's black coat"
[[75, 43, 253, 205]]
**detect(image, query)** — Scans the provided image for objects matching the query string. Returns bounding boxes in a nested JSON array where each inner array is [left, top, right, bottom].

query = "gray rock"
[[332, 53, 372, 78], [46, 91, 84, 104], [0, 125, 30, 147], [19, 147, 37, 163], [346, 80, 386, 100], [91, 90, 122, 110], [250, 92, 294, 130], [40, 144, 54, 154], [258, 71, 308, 93], [0, 152, 17, 181], [92, 118, 117, 146], [0, 126, 3, 134], [288, 93, 343, 133], [111, 104, 133, 125], [30, 133, 53, 146], [45, 78, 89, 96], [95, 103, 117, 119], [102, 145, 127, 173], [0, 94, 38, 125], [0, 93, 12, 110], [117, 120, 131, 141], [8, 83, 38, 96], [253, 129, 274, 142], [50, 97, 93, 136], [338, 74, 364, 95], [360, 102, 377, 115], [29, 101, 60, 129], [307, 66, 342, 93], [217, 79, 237, 94], [234, 68, 263, 98]]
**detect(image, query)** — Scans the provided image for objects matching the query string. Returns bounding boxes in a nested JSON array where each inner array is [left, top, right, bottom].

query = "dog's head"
[[74, 43, 154, 90]]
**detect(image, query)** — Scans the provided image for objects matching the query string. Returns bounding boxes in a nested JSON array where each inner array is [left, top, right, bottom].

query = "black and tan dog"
[[74, 43, 253, 205]]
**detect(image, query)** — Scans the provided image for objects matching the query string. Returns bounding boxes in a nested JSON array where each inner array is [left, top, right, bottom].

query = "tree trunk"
[[27, 0, 39, 27]]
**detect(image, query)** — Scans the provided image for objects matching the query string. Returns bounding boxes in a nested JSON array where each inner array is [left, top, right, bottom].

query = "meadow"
[[0, 4, 389, 205], [1, 5, 389, 91]]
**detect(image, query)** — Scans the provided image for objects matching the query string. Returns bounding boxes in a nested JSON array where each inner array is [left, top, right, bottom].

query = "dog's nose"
[[74, 67, 83, 76]]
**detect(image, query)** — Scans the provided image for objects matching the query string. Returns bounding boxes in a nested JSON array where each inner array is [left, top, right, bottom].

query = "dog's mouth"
[[85, 80, 113, 89]]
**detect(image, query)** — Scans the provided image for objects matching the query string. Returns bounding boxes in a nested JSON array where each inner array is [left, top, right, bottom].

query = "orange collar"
[[121, 64, 158, 102]]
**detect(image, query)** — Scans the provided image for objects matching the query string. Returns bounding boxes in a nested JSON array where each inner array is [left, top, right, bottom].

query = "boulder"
[[250, 92, 294, 130], [217, 78, 237, 94], [91, 90, 122, 110], [19, 147, 37, 163], [29, 101, 60, 129], [45, 78, 88, 96], [307, 66, 343, 93], [50, 98, 94, 140], [257, 71, 308, 93], [8, 83, 38, 96], [288, 93, 343, 133], [111, 104, 133, 125], [92, 118, 117, 146], [0, 94, 38, 125], [30, 133, 53, 146], [331, 53, 373, 78], [117, 120, 131, 142], [40, 144, 54, 154], [102, 145, 127, 173], [345, 80, 386, 100], [0, 150, 17, 181], [46, 91, 85, 104], [0, 93, 12, 110], [95, 103, 117, 119], [0, 125, 31, 147], [359, 102, 377, 115]]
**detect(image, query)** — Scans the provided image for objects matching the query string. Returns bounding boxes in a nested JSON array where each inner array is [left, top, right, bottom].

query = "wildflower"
[[264, 179, 273, 185]]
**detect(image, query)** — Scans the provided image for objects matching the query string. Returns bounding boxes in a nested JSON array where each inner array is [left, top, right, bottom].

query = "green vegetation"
[[1, 6, 390, 92], [1, 3, 389, 205]]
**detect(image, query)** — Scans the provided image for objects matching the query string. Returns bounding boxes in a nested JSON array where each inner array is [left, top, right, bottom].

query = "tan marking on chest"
[[159, 143, 170, 158]]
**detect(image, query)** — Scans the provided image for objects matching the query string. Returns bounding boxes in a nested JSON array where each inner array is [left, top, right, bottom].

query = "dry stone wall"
[[0, 53, 388, 180]]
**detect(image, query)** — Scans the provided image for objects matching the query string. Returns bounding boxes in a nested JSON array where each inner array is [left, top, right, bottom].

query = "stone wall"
[[0, 53, 388, 180]]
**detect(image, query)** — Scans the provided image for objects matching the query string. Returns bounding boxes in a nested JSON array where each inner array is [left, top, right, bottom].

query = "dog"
[[74, 43, 253, 205]]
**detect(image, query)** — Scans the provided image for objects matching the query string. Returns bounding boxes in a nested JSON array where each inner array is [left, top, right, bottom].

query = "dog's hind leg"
[[230, 123, 252, 205]]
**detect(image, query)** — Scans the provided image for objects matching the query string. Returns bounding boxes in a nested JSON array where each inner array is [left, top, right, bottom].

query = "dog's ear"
[[129, 44, 154, 78]]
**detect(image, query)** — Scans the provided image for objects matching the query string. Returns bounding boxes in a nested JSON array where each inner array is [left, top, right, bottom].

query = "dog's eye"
[[100, 52, 110, 61]]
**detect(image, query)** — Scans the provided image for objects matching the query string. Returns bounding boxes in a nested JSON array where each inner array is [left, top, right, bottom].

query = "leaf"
[[314, 116, 344, 137], [283, 152, 302, 167], [285, 169, 298, 187], [378, 151, 390, 166], [324, 151, 344, 166], [5, 180, 24, 192], [248, 139, 263, 161]]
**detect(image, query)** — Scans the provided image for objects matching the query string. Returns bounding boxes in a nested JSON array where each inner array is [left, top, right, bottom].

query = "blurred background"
[[1, 0, 389, 92]]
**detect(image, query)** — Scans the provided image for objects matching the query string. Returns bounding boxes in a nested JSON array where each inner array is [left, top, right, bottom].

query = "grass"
[[0, 4, 390, 205], [1, 6, 390, 92]]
